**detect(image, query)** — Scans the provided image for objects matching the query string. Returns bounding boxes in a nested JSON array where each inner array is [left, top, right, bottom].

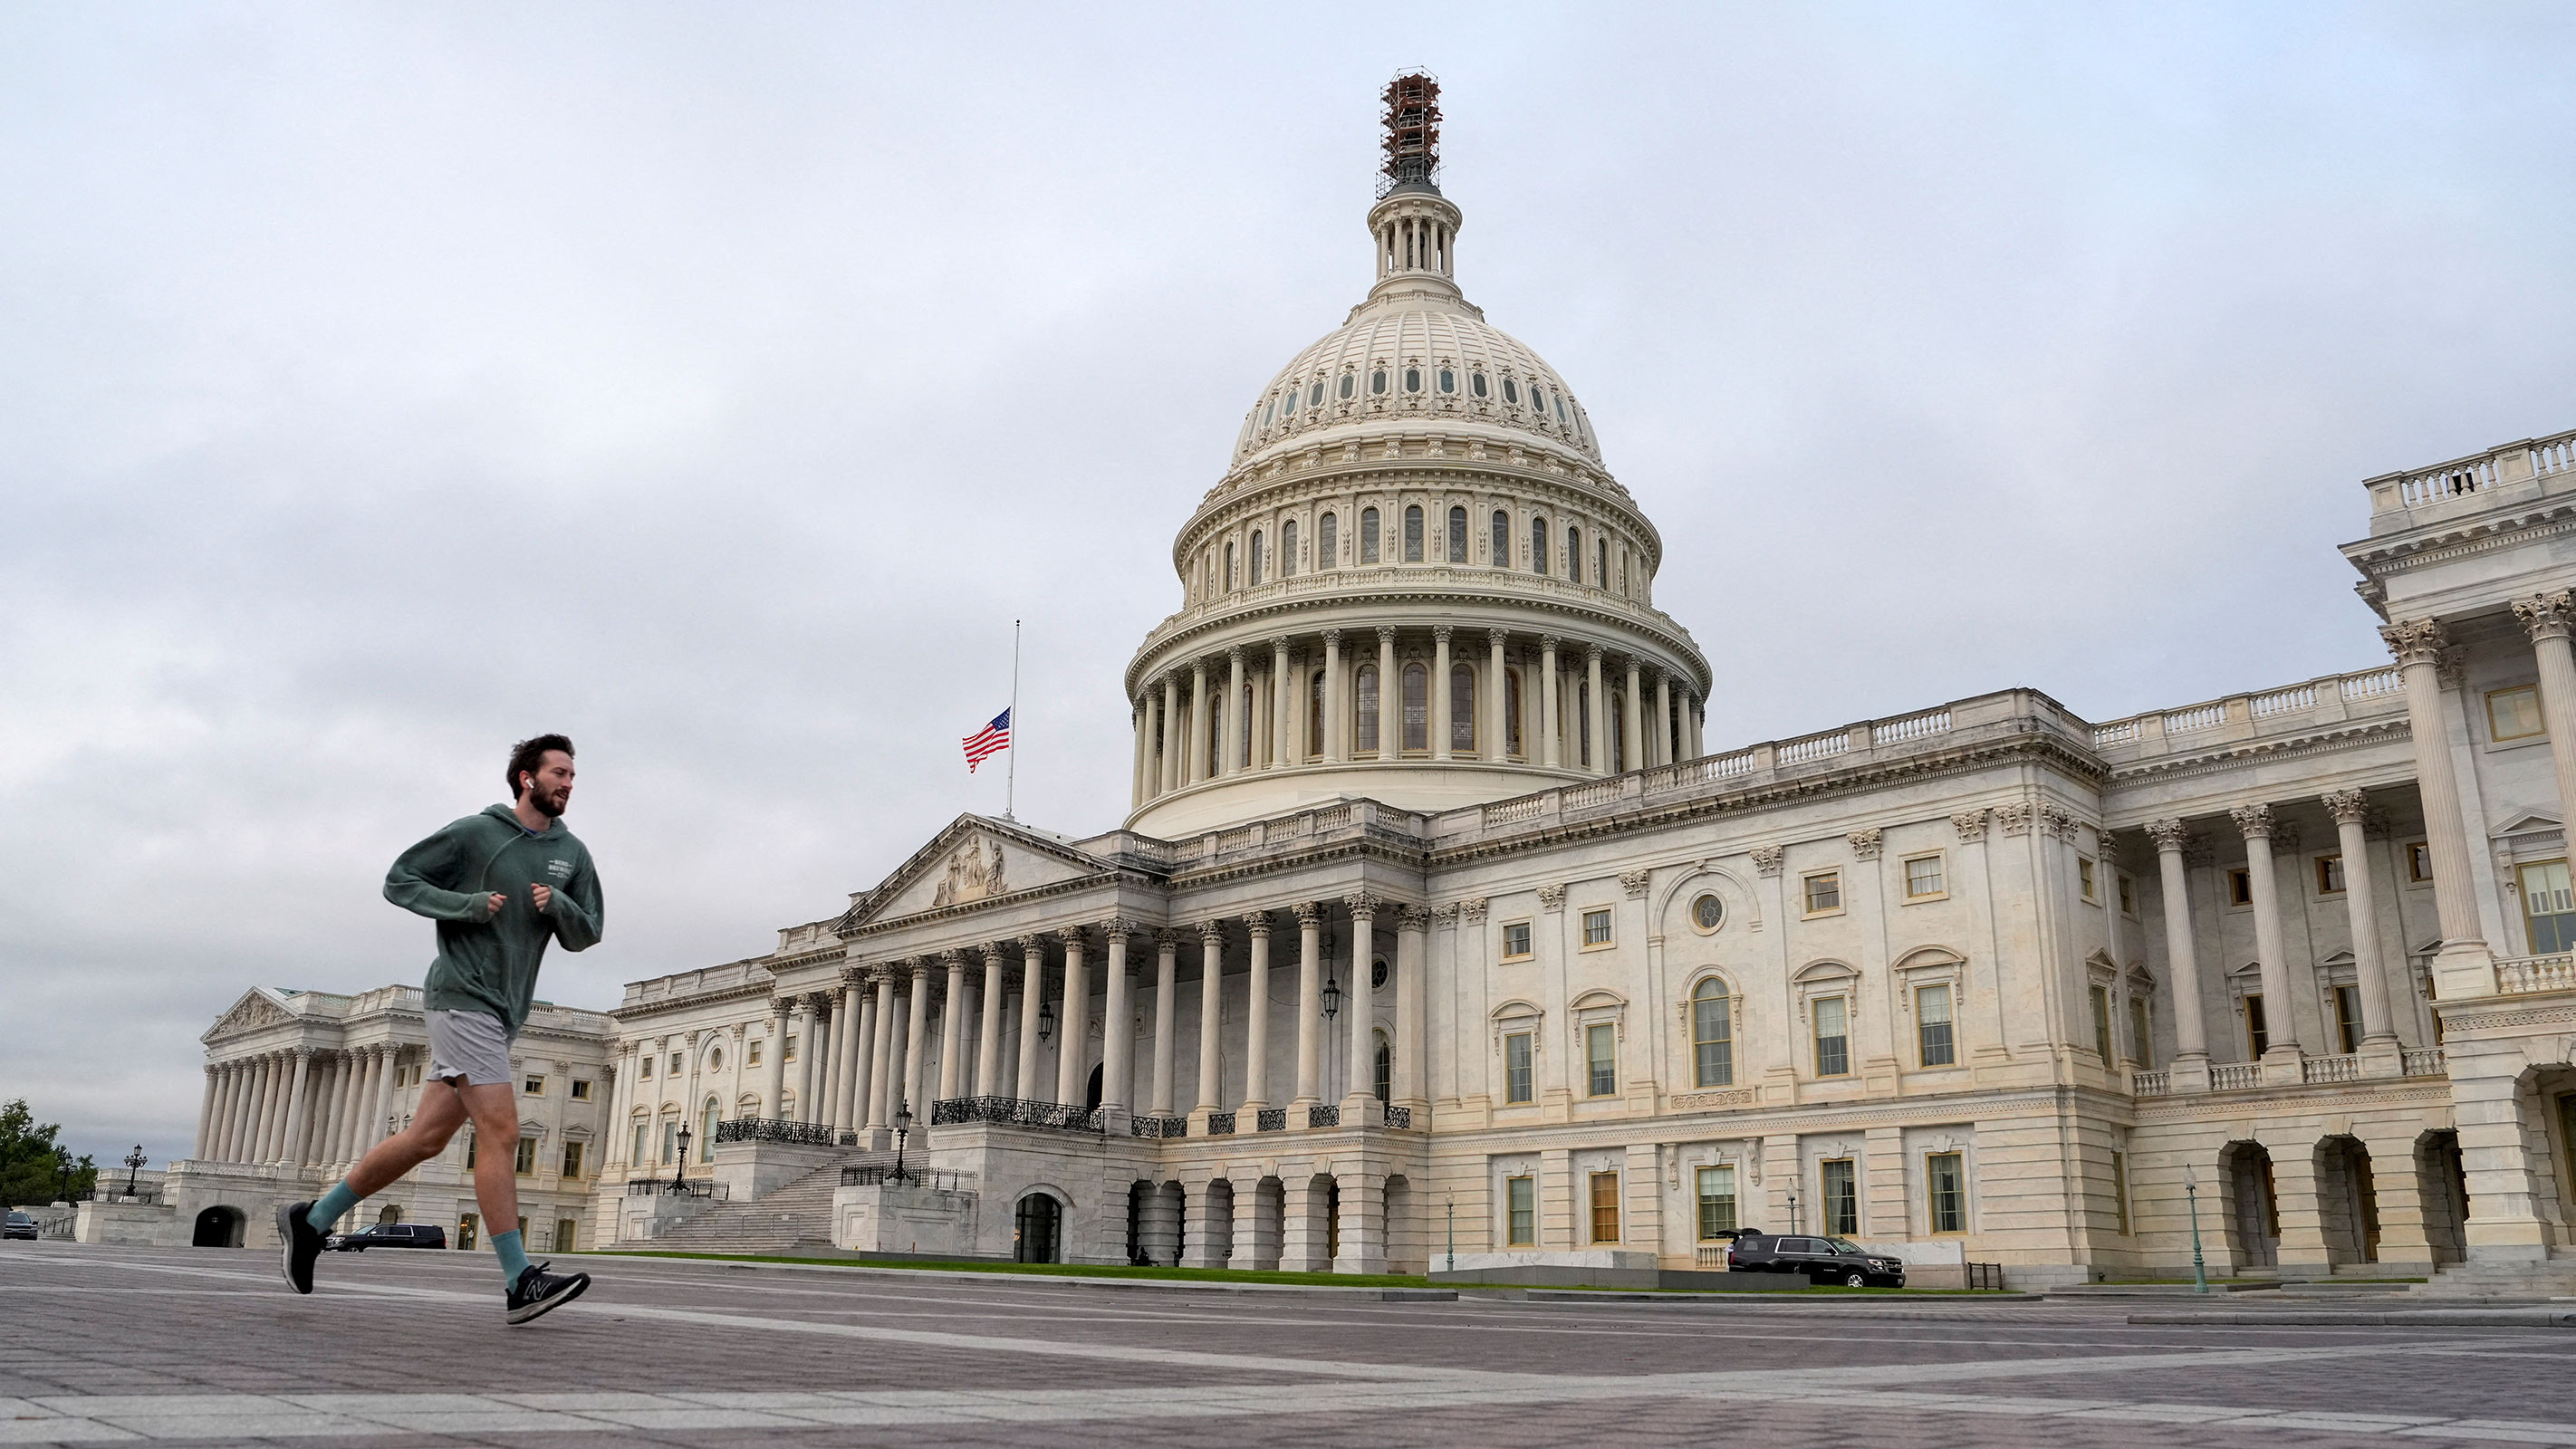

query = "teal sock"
[[306, 1182, 361, 1233], [492, 1228, 530, 1285]]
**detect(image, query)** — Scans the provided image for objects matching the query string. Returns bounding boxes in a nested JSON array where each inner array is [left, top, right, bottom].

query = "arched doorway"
[[1085, 1063, 1103, 1113], [191, 1205, 244, 1248], [375, 1204, 401, 1225], [1014, 1193, 1061, 1263], [2315, 1137, 2381, 1265], [2221, 1142, 2279, 1270], [2417, 1129, 2470, 1265]]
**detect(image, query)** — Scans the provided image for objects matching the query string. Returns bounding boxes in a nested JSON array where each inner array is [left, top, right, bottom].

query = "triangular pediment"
[[202, 987, 294, 1043], [839, 814, 1110, 930], [2494, 811, 2564, 839]]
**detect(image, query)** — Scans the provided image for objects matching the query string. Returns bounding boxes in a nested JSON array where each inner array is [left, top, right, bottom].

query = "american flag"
[[961, 708, 1012, 772]]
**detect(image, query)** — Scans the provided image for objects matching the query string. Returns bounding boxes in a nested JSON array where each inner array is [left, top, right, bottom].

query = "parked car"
[[323, 1222, 447, 1252], [3, 1211, 37, 1241], [1725, 1233, 1906, 1287]]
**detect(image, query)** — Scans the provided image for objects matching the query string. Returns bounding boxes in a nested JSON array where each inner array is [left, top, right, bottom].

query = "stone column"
[[900, 961, 934, 1120], [1016, 936, 1050, 1104], [278, 1050, 313, 1166], [1150, 930, 1179, 1117], [1344, 893, 1380, 1115], [1242, 913, 1273, 1113], [792, 998, 821, 1122], [1229, 1178, 1274, 1271], [1194, 922, 1226, 1119], [1655, 669, 1675, 767], [1432, 625, 1454, 762], [362, 1047, 394, 1157], [314, 1054, 347, 1167], [764, 997, 791, 1119], [1055, 931, 1091, 1107], [1187, 659, 1212, 785], [2514, 590, 2576, 848], [835, 974, 867, 1129], [1293, 903, 1323, 1108], [821, 986, 851, 1128], [938, 951, 969, 1104], [1686, 693, 1705, 759], [1322, 629, 1344, 762], [2323, 789, 2403, 1073], [849, 979, 878, 1127], [1539, 636, 1562, 768], [2381, 619, 2490, 997], [2231, 803, 2302, 1077], [1488, 629, 1508, 760], [1224, 647, 1247, 777], [1101, 924, 1136, 1123], [1624, 656, 1644, 772], [1158, 675, 1179, 794], [251, 1053, 284, 1161], [331, 1051, 362, 1166], [1130, 700, 1148, 807], [1376, 627, 1398, 758], [207, 1065, 237, 1161], [867, 971, 899, 1128], [192, 1066, 217, 1160], [1182, 1181, 1231, 1268], [1333, 1172, 1387, 1273], [1585, 645, 1609, 774], [1396, 907, 1428, 1111], [1269, 637, 1292, 768], [977, 947, 1007, 1099], [2146, 820, 2213, 1090]]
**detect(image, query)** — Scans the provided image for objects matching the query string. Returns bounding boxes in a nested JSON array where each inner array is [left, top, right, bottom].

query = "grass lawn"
[[595, 1252, 1433, 1289]]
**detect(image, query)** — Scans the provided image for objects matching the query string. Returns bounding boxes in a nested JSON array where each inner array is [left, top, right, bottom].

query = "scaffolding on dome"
[[1377, 71, 1442, 197]]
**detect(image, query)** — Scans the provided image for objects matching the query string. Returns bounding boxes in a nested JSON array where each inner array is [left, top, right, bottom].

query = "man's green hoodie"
[[384, 804, 603, 1033]]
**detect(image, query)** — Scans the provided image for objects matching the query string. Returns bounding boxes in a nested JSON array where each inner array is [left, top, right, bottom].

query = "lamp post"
[[1445, 1193, 1456, 1275], [1786, 1186, 1802, 1236], [670, 1122, 692, 1193], [2184, 1164, 2209, 1294], [890, 1099, 915, 1185], [122, 1145, 147, 1199]]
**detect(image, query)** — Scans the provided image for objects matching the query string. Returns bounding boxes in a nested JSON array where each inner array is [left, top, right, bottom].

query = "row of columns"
[[194, 1045, 397, 1170], [1131, 1171, 1399, 1274], [1130, 628, 1706, 805]]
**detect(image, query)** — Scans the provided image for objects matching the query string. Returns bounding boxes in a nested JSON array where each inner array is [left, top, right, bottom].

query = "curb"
[[1482, 1289, 2041, 1305], [2128, 1309, 2576, 1327], [572, 1253, 1456, 1301]]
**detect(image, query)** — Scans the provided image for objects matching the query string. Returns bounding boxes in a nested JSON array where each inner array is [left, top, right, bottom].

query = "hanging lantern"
[[1322, 971, 1342, 1020]]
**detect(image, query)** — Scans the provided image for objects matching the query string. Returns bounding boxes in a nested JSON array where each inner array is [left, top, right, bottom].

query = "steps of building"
[[645, 1153, 895, 1255], [2406, 1251, 2576, 1300]]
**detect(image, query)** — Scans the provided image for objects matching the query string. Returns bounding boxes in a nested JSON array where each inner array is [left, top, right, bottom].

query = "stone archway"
[[2417, 1129, 2470, 1266], [190, 1205, 244, 1248], [2220, 1142, 2279, 1270], [2315, 1137, 2381, 1266], [1384, 1174, 1416, 1273], [375, 1204, 401, 1226], [1014, 1192, 1062, 1263]]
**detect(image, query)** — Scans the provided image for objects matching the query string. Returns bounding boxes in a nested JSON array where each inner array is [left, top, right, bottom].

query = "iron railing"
[[1383, 1105, 1413, 1129], [625, 1177, 726, 1199], [1131, 1115, 1188, 1138], [1255, 1108, 1287, 1132], [1308, 1104, 1341, 1128], [1206, 1111, 1237, 1135], [714, 1118, 851, 1147], [929, 1096, 1103, 1134], [1965, 1262, 2006, 1291], [841, 1164, 964, 1191]]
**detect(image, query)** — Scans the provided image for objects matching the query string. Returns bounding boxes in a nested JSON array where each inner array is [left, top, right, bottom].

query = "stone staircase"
[[2407, 1251, 2576, 1301], [646, 1155, 889, 1255]]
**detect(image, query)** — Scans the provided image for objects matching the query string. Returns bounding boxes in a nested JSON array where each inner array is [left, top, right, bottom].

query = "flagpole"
[[1004, 619, 1021, 821]]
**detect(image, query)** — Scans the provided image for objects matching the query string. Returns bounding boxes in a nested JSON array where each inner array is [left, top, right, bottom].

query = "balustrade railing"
[[1777, 729, 1850, 765], [626, 1177, 726, 1199], [2495, 953, 2576, 994], [1206, 1111, 1237, 1135], [841, 1164, 964, 1191], [1383, 1105, 1414, 1129], [2209, 1063, 2263, 1090], [1255, 1108, 1287, 1132], [2402, 1048, 2447, 1077], [1307, 1104, 1341, 1128], [1131, 1115, 1188, 1139], [928, 1096, 1102, 1134], [2302, 1054, 2361, 1084], [1870, 708, 1951, 746], [713, 1118, 850, 1147], [2165, 703, 2225, 734], [74, 1185, 163, 1205], [2129, 1070, 2168, 1098]]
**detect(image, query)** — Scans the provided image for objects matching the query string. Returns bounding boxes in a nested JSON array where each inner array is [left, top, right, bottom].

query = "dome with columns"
[[1123, 82, 1710, 837]]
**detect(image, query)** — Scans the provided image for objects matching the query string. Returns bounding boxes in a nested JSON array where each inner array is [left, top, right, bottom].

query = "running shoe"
[[276, 1202, 325, 1294], [505, 1262, 591, 1325]]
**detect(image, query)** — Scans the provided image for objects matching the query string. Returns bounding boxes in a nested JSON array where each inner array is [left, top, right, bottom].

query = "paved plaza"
[[5, 1243, 2575, 1447]]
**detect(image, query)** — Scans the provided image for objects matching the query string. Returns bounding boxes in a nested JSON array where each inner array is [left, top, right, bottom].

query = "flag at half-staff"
[[962, 708, 1013, 772]]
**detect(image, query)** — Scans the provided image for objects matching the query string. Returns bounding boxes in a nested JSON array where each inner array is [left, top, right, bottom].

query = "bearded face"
[[522, 753, 574, 818]]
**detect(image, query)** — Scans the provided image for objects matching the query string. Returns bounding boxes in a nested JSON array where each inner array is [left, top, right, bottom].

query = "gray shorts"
[[426, 1008, 514, 1088]]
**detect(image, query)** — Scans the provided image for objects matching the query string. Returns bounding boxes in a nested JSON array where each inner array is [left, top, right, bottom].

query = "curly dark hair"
[[505, 734, 575, 797]]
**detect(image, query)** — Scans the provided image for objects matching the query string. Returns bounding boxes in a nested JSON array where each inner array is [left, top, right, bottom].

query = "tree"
[[0, 1099, 96, 1206]]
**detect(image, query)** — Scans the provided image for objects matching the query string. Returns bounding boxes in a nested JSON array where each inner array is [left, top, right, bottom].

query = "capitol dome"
[[1122, 76, 1710, 837]]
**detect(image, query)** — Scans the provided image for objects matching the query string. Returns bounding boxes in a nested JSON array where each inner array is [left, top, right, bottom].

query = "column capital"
[[1226, 644, 1245, 666], [2145, 817, 2192, 853], [1343, 889, 1383, 918], [1487, 628, 1508, 648], [771, 994, 802, 1015], [1101, 917, 1140, 944], [2379, 616, 2449, 667], [1749, 845, 1784, 878], [1197, 919, 1227, 948], [1457, 896, 1489, 922], [906, 957, 934, 982], [1584, 642, 1604, 664], [2514, 590, 2576, 642], [1847, 829, 1883, 861], [2228, 802, 2276, 840], [2321, 788, 2372, 826], [1243, 910, 1274, 939], [1432, 623, 1452, 643], [1375, 625, 1397, 647], [1321, 627, 1341, 647], [838, 963, 870, 987], [1292, 901, 1324, 928], [1399, 904, 1434, 932], [1618, 868, 1653, 898], [1539, 633, 1561, 653], [1267, 634, 1290, 653], [1154, 927, 1184, 951], [1016, 934, 1046, 955], [937, 947, 968, 968], [1536, 883, 1568, 911], [1953, 809, 1990, 842], [1054, 926, 1091, 950]]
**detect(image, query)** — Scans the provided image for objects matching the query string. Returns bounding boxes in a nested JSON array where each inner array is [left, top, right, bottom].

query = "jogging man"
[[279, 734, 604, 1324]]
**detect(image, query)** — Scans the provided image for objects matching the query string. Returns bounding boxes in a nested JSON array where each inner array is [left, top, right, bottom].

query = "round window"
[[1691, 893, 1725, 932], [1371, 956, 1390, 990], [708, 1047, 725, 1071]]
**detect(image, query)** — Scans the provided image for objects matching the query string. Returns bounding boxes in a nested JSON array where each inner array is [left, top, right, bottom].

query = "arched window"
[[1505, 669, 1523, 757], [1437, 368, 1455, 394], [1531, 516, 1549, 575], [1403, 505, 1423, 561], [1374, 1032, 1392, 1102], [699, 1096, 719, 1163], [1225, 541, 1237, 590], [1451, 662, 1475, 752], [1249, 530, 1265, 586], [1610, 693, 1627, 772], [1503, 377, 1520, 405], [1692, 979, 1735, 1088], [1402, 663, 1427, 752], [1319, 512, 1338, 568], [1370, 368, 1388, 395], [1206, 692, 1225, 774], [1308, 672, 1325, 759], [1360, 507, 1380, 564], [1471, 370, 1489, 398], [1281, 519, 1298, 577], [1355, 666, 1381, 754], [1566, 525, 1582, 583], [1577, 680, 1591, 765], [1491, 510, 1509, 567], [1339, 373, 1355, 399], [1447, 506, 1467, 562], [1241, 681, 1255, 767], [629, 1112, 649, 1167], [1597, 538, 1609, 588], [1403, 366, 1421, 393]]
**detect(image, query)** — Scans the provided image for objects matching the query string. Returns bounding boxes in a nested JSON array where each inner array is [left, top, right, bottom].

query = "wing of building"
[[153, 78, 2576, 1291]]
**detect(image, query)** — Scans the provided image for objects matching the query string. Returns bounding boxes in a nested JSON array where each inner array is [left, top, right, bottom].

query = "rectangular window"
[[1916, 983, 1956, 1067], [2078, 856, 2098, 901], [782, 1037, 797, 1064], [2408, 841, 2432, 883], [2118, 872, 2137, 915], [1501, 921, 1533, 960], [2245, 993, 2270, 1058], [553, 1218, 577, 1253], [659, 1121, 678, 1165], [630, 1121, 648, 1165], [1903, 854, 1945, 898], [1696, 1166, 1739, 1240], [514, 1137, 536, 1176], [2228, 868, 2253, 907], [747, 1041, 763, 1068], [1504, 1032, 1533, 1105], [2129, 995, 2152, 1067], [463, 1134, 477, 1170], [2316, 855, 2346, 894], [2091, 984, 2114, 1061], [560, 1141, 586, 1179], [1581, 907, 1613, 946], [2488, 684, 2545, 742], [668, 1051, 683, 1074], [1812, 996, 1850, 1077], [1803, 871, 1841, 915], [2110, 1150, 2131, 1234], [1506, 1176, 1535, 1246], [1692, 988, 1734, 1088], [2519, 860, 2576, 954], [523, 1075, 545, 1097], [638, 1058, 652, 1080], [569, 1080, 591, 1101], [1927, 1152, 1966, 1233], [1821, 1159, 1859, 1236], [2334, 984, 2362, 1055], [1589, 1171, 1620, 1243], [1585, 1022, 1617, 1098], [457, 1213, 479, 1251]]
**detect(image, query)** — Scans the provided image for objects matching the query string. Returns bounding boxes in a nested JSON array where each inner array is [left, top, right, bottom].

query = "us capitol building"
[[145, 78, 2576, 1291]]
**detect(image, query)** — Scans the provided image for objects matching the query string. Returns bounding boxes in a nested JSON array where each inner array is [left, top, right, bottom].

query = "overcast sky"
[[5, 4, 2572, 1172]]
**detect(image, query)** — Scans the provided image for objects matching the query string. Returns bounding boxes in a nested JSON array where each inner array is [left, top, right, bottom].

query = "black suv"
[[1725, 1233, 1906, 1287], [323, 1222, 447, 1252]]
